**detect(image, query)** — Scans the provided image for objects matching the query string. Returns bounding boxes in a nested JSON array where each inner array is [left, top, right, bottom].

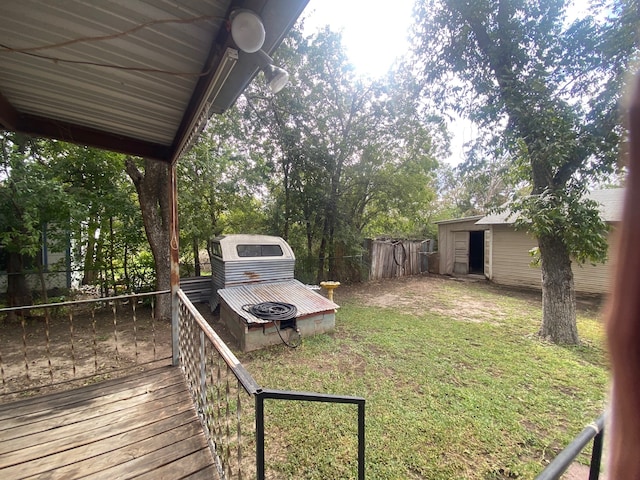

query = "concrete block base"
[[221, 301, 335, 352]]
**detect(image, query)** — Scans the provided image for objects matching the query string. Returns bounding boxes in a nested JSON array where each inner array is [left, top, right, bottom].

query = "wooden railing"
[[0, 291, 171, 398], [177, 289, 259, 479], [176, 289, 365, 480]]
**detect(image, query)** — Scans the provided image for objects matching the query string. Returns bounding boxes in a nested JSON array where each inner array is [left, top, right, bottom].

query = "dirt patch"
[[338, 275, 518, 324], [1, 275, 604, 402], [336, 274, 603, 324], [1, 302, 172, 402]]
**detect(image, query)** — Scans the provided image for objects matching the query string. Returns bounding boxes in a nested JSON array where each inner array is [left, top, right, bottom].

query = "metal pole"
[[358, 401, 365, 480], [535, 414, 605, 480], [256, 392, 265, 480], [589, 428, 604, 480]]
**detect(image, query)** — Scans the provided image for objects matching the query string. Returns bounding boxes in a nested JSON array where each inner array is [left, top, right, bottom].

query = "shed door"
[[453, 231, 469, 274], [484, 229, 492, 279]]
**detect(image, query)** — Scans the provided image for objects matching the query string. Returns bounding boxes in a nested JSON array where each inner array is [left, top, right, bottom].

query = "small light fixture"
[[262, 63, 289, 93], [254, 49, 290, 93], [229, 10, 290, 93], [230, 10, 265, 53]]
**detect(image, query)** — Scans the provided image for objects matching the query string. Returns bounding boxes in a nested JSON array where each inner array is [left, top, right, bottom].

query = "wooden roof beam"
[[0, 91, 20, 131], [12, 113, 171, 161]]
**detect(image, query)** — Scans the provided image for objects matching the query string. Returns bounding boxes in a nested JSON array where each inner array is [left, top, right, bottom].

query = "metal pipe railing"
[[535, 413, 606, 480], [0, 289, 170, 312], [255, 388, 366, 480]]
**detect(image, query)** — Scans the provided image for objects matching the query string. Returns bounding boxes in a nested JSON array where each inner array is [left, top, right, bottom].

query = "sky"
[[303, 0, 415, 78]]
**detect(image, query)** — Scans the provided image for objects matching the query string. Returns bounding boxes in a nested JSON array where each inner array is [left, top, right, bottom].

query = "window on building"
[[236, 244, 284, 257]]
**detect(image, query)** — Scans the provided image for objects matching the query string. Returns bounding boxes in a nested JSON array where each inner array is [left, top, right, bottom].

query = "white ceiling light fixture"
[[177, 47, 239, 158], [230, 10, 265, 53], [229, 9, 290, 94], [254, 49, 290, 94], [262, 63, 289, 94]]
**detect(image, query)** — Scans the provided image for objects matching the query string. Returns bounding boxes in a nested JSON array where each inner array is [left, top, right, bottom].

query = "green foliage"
[[412, 0, 637, 250], [233, 24, 442, 280], [0, 131, 152, 295], [48, 143, 145, 284], [511, 189, 609, 265], [411, 0, 638, 342], [178, 109, 270, 267], [0, 133, 69, 258]]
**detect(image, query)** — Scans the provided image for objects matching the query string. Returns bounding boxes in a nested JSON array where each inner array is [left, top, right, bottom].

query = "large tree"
[[125, 158, 172, 320], [413, 0, 639, 344], [45, 143, 141, 291], [243, 26, 440, 282], [178, 109, 268, 274]]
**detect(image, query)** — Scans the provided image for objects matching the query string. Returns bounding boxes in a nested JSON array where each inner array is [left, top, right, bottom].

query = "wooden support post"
[[170, 163, 180, 366]]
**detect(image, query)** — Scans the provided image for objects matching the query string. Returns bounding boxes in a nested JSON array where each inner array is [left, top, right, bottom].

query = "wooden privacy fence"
[[368, 239, 431, 280]]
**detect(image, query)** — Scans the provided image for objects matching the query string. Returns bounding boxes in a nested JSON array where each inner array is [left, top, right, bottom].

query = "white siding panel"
[[453, 231, 469, 274], [573, 235, 617, 294], [491, 225, 616, 295], [491, 226, 541, 289], [484, 229, 492, 279]]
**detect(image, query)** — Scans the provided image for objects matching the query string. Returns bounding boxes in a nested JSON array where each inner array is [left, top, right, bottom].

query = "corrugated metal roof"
[[1, 0, 226, 145], [0, 0, 310, 162], [218, 279, 339, 325], [434, 215, 483, 225], [475, 188, 624, 225]]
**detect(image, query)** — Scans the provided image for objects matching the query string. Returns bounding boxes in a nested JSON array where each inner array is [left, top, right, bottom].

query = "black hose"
[[242, 302, 301, 348], [392, 241, 407, 266]]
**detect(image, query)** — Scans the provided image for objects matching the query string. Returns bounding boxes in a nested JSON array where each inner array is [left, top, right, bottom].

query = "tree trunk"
[[109, 216, 116, 291], [36, 250, 48, 304], [193, 237, 201, 277], [96, 231, 106, 296], [123, 244, 130, 291], [125, 158, 172, 320], [82, 221, 98, 285], [538, 233, 579, 344], [316, 228, 327, 284]]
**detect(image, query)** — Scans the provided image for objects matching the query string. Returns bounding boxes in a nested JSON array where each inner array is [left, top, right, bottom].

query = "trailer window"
[[236, 244, 284, 257], [211, 243, 222, 258]]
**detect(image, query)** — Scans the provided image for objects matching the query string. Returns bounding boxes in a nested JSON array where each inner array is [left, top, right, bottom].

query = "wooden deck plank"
[[0, 392, 190, 455], [1, 411, 200, 480], [0, 366, 216, 480], [0, 403, 197, 470], [81, 435, 212, 480], [134, 447, 221, 480], [0, 365, 176, 418], [0, 375, 185, 432], [184, 464, 221, 479], [0, 387, 189, 449], [15, 417, 205, 479]]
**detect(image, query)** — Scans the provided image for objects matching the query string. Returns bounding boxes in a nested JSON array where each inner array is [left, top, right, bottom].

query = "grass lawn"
[[240, 275, 609, 479]]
